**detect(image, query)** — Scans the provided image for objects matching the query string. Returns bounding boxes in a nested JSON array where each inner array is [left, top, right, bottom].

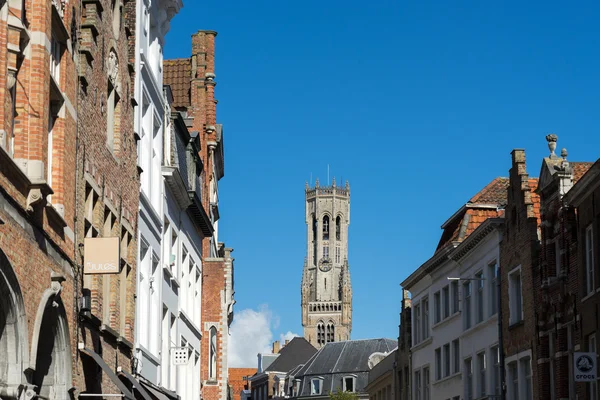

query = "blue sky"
[[165, 0, 600, 362]]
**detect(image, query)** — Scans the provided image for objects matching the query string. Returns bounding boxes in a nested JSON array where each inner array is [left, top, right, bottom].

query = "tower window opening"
[[323, 216, 329, 240], [323, 246, 329, 259], [317, 321, 325, 345], [336, 216, 341, 240]]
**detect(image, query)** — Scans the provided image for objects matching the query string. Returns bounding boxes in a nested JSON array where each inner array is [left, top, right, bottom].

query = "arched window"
[[336, 216, 341, 240], [326, 322, 335, 343], [209, 326, 217, 380], [317, 321, 325, 345], [323, 216, 329, 240]]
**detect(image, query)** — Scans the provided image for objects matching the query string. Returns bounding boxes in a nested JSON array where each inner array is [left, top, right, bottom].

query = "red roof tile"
[[572, 162, 594, 183], [436, 177, 508, 250], [164, 58, 192, 108], [528, 178, 541, 226]]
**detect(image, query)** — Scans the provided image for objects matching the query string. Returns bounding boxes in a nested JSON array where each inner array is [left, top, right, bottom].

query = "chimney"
[[273, 341, 280, 354], [285, 339, 290, 346]]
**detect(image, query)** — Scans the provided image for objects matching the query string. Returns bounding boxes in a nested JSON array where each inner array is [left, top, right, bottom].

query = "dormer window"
[[311, 378, 323, 395], [323, 215, 329, 240], [336, 216, 341, 240], [343, 376, 356, 392]]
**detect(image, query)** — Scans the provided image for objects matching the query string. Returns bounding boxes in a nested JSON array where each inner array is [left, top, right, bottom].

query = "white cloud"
[[279, 331, 299, 344], [228, 305, 299, 368]]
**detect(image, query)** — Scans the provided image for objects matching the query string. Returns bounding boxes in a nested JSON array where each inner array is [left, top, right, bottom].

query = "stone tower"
[[301, 178, 352, 348]]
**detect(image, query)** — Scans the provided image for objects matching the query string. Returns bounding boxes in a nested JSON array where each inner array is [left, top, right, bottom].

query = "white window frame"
[[434, 291, 441, 324], [414, 303, 421, 345], [311, 378, 323, 395], [477, 351, 486, 398], [435, 347, 442, 380], [443, 343, 450, 378], [422, 296, 429, 340], [442, 285, 450, 319], [423, 367, 430, 400], [342, 375, 356, 392], [463, 281, 472, 330], [464, 357, 473, 400], [505, 350, 533, 400], [451, 280, 459, 314], [414, 370, 422, 400], [475, 270, 484, 323], [491, 345, 501, 397], [452, 339, 460, 374], [489, 262, 498, 316], [508, 266, 523, 325], [586, 225, 595, 294]]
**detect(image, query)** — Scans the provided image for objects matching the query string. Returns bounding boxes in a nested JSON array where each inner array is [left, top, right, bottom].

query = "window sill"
[[581, 291, 598, 304], [508, 319, 524, 330], [463, 314, 498, 336], [432, 311, 461, 330], [411, 336, 433, 352], [433, 371, 461, 385]]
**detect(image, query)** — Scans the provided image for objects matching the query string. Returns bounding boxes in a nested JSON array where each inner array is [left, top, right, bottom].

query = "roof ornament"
[[546, 133, 558, 156], [561, 148, 570, 171], [332, 177, 336, 187], [315, 178, 319, 188]]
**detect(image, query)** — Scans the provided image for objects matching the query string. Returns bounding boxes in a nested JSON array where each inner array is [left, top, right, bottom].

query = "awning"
[[79, 347, 135, 400], [117, 369, 153, 400], [138, 381, 179, 400]]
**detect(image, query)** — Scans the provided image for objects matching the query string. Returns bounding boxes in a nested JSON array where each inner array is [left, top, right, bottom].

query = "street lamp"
[[447, 276, 506, 400]]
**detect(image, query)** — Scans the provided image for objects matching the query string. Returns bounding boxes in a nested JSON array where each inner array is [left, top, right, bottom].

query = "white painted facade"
[[403, 220, 503, 400], [133, 2, 205, 400]]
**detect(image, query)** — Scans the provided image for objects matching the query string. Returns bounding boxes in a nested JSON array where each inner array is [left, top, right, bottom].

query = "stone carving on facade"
[[107, 50, 119, 88], [26, 188, 44, 212]]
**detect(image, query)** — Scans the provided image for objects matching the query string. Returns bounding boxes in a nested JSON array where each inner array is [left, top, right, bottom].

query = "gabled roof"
[[436, 177, 508, 250], [265, 337, 317, 373], [164, 58, 192, 108]]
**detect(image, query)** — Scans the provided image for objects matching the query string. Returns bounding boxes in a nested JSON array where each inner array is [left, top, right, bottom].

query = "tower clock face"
[[318, 258, 332, 272]]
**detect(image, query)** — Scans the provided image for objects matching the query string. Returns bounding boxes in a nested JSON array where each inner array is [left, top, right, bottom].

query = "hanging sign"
[[574, 352, 597, 382], [84, 237, 121, 274]]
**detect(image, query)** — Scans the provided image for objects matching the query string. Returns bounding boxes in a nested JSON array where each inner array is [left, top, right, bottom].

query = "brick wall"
[[500, 149, 540, 399], [0, 0, 79, 398], [72, 0, 139, 395]]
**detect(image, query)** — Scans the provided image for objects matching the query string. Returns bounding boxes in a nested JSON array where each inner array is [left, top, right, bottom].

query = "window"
[[465, 357, 473, 400], [477, 352, 486, 397], [508, 362, 518, 400], [464, 282, 472, 329], [323, 215, 329, 240], [294, 380, 301, 397], [323, 246, 329, 259], [491, 346, 501, 396], [443, 285, 450, 319], [451, 280, 459, 314], [106, 79, 120, 151], [435, 348, 442, 380], [475, 271, 484, 323], [434, 291, 441, 324], [489, 262, 498, 316], [443, 344, 450, 377], [590, 334, 598, 400], [414, 303, 421, 345], [509, 267, 523, 325], [422, 297, 429, 339], [549, 332, 556, 400], [452, 339, 460, 374], [336, 216, 341, 240], [311, 378, 322, 395], [522, 357, 532, 400], [317, 321, 325, 345], [327, 322, 335, 344], [555, 239, 562, 276], [50, 34, 61, 84], [343, 376, 355, 392], [415, 370, 421, 400], [209, 327, 217, 380], [335, 246, 340, 263], [586, 225, 595, 294], [423, 367, 430, 400]]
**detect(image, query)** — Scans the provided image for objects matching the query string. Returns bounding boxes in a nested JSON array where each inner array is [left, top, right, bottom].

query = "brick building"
[[164, 30, 235, 400], [500, 149, 541, 400], [228, 368, 257, 400], [0, 0, 79, 398], [395, 289, 411, 400], [563, 157, 600, 400], [73, 0, 141, 396]]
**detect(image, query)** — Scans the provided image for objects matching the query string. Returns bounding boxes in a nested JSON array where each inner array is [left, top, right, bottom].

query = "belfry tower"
[[301, 178, 352, 348]]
